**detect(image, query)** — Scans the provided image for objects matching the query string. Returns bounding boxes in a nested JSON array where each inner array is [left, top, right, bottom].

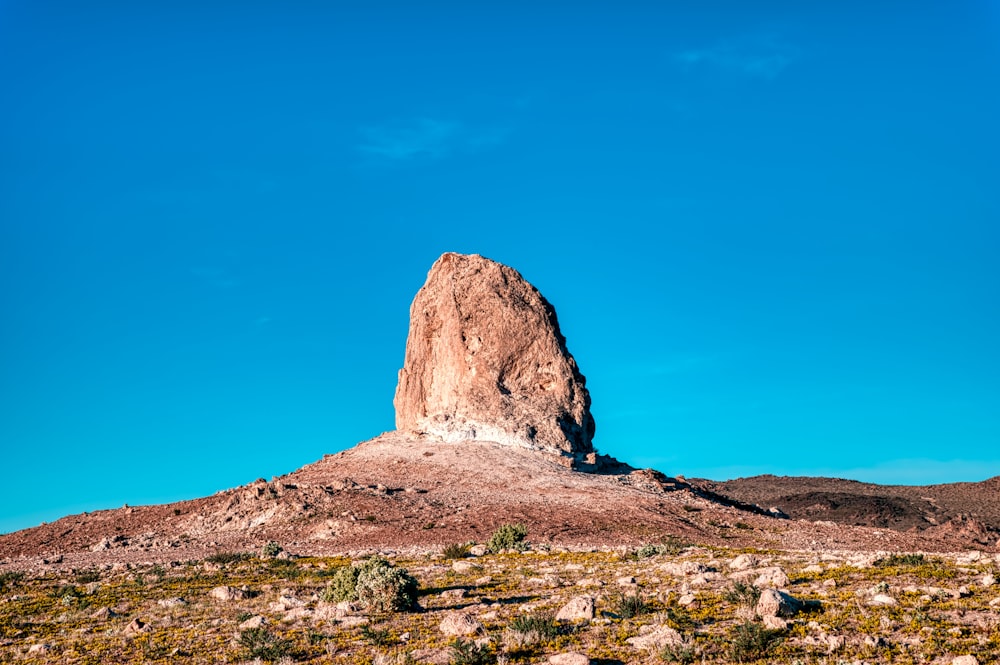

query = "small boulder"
[[754, 567, 791, 588], [729, 554, 759, 571], [209, 585, 249, 601], [870, 594, 897, 606], [556, 595, 595, 622], [756, 588, 805, 618], [549, 654, 590, 665], [124, 618, 151, 635], [952, 656, 979, 665], [239, 615, 266, 630], [626, 625, 682, 651], [439, 612, 483, 636]]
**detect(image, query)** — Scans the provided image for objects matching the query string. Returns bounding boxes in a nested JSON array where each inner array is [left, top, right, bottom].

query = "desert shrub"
[[728, 621, 783, 662], [442, 543, 471, 559], [0, 571, 25, 591], [503, 612, 562, 652], [75, 568, 101, 583], [321, 556, 418, 612], [724, 581, 762, 611], [660, 641, 697, 664], [660, 606, 697, 632], [356, 556, 419, 612], [876, 553, 925, 567], [321, 565, 362, 603], [361, 624, 394, 646], [206, 551, 254, 565], [487, 523, 528, 553], [450, 637, 493, 665], [509, 613, 559, 638], [633, 536, 691, 559], [261, 541, 284, 558], [238, 627, 293, 661], [611, 592, 649, 618]]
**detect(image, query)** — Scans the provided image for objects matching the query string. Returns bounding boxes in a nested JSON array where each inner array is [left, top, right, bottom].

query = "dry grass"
[[1, 545, 998, 663]]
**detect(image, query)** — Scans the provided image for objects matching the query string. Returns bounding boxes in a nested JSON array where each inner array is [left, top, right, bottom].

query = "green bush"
[[321, 565, 362, 603], [206, 551, 254, 565], [724, 581, 762, 612], [261, 541, 283, 558], [450, 638, 493, 665], [442, 543, 471, 559], [728, 621, 783, 662], [320, 556, 418, 612], [487, 523, 528, 553], [356, 556, 419, 612], [876, 553, 925, 567], [238, 627, 293, 661], [610, 592, 648, 618], [509, 612, 560, 639]]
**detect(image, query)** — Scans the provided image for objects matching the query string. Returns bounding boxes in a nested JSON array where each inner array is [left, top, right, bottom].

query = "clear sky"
[[2, 1, 999, 535]]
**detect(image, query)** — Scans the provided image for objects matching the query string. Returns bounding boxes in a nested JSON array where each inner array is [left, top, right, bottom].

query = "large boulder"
[[394, 253, 595, 456]]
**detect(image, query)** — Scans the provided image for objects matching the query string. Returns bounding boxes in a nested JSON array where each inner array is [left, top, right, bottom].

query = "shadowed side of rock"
[[394, 253, 595, 456]]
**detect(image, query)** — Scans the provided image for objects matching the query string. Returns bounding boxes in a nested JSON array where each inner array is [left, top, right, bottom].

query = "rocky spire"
[[393, 253, 595, 456]]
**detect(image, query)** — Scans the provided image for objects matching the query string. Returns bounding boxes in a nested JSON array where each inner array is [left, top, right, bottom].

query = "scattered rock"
[[90, 607, 118, 620], [394, 252, 595, 456], [209, 585, 249, 601], [729, 554, 760, 571], [440, 588, 468, 600], [870, 594, 897, 606], [754, 566, 791, 588], [626, 625, 682, 651], [952, 656, 979, 665], [452, 560, 480, 573], [756, 588, 805, 618], [469, 544, 488, 557], [549, 653, 590, 665], [616, 576, 637, 586], [575, 577, 603, 588], [27, 644, 52, 655], [439, 612, 483, 636], [157, 597, 187, 608], [762, 615, 788, 630], [678, 593, 698, 608], [556, 595, 595, 621], [981, 574, 995, 588], [124, 618, 151, 635], [239, 615, 266, 630]]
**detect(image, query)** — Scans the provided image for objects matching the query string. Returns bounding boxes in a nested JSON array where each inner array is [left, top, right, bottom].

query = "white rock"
[[870, 594, 897, 606], [762, 615, 787, 630], [452, 560, 481, 573], [626, 625, 682, 651], [439, 612, 483, 636], [556, 596, 595, 621], [209, 585, 249, 601], [729, 554, 759, 571], [754, 567, 791, 588], [239, 615, 266, 629], [981, 574, 995, 588], [952, 656, 979, 665], [549, 654, 590, 665], [756, 588, 805, 618]]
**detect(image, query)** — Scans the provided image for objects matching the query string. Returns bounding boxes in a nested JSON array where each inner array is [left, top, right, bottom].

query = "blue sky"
[[2, 1, 998, 534]]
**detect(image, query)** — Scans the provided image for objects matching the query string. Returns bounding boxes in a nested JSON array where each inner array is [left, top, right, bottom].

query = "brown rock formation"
[[393, 252, 595, 456]]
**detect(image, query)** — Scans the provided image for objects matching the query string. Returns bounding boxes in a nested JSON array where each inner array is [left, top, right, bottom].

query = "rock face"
[[394, 253, 595, 456]]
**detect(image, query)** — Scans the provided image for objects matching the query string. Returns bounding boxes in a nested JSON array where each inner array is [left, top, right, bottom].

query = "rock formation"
[[394, 252, 595, 456]]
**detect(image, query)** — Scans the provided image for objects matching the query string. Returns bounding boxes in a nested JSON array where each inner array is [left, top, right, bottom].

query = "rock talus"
[[394, 252, 595, 455]]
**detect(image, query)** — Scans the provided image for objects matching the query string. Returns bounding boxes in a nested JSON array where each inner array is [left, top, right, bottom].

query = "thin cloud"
[[675, 35, 799, 80], [357, 117, 508, 162]]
